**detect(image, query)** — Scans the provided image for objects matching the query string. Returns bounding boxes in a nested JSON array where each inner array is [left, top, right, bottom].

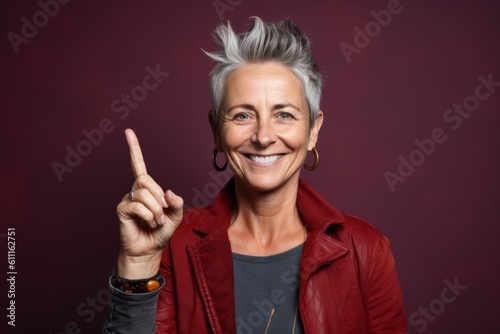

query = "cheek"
[[219, 124, 242, 150], [283, 126, 310, 148]]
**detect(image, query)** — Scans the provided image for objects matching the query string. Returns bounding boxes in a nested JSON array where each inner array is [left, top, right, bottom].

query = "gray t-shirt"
[[233, 243, 305, 334]]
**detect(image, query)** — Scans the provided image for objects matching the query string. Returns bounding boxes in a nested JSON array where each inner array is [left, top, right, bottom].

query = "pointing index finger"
[[125, 129, 147, 178]]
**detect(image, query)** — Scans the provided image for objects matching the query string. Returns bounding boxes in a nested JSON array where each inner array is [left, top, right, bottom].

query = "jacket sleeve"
[[103, 276, 162, 334], [155, 243, 178, 333], [364, 234, 407, 333]]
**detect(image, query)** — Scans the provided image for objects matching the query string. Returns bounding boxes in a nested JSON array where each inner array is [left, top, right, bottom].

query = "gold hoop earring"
[[211, 148, 227, 172], [303, 147, 319, 171]]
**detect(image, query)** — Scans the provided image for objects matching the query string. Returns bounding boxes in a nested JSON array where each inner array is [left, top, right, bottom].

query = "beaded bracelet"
[[111, 274, 161, 294]]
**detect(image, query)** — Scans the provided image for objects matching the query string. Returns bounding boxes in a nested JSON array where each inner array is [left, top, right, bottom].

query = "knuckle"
[[144, 211, 154, 222], [134, 187, 148, 198], [116, 196, 128, 212], [116, 202, 124, 213], [153, 206, 164, 218], [129, 203, 143, 216], [135, 174, 150, 188], [129, 203, 153, 222]]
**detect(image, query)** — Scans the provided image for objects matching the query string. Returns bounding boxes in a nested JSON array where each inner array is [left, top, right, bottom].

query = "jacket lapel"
[[296, 180, 360, 333], [296, 178, 349, 280], [188, 231, 235, 334], [300, 230, 349, 280], [188, 180, 236, 334]]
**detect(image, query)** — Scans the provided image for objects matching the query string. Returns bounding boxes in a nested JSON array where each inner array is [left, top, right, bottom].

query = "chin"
[[238, 173, 299, 194]]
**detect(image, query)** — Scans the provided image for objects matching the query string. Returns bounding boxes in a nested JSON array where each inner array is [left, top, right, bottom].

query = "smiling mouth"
[[248, 154, 284, 164]]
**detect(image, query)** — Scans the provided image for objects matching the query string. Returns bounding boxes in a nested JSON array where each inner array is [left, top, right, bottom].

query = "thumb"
[[164, 189, 184, 222]]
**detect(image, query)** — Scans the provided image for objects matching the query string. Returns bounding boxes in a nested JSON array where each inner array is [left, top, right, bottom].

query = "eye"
[[234, 113, 251, 121], [277, 112, 294, 121], [236, 113, 248, 119]]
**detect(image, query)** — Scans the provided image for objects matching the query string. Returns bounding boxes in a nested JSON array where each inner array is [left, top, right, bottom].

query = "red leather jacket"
[[156, 179, 406, 333]]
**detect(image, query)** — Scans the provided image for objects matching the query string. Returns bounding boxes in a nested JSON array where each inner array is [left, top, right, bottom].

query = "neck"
[[229, 177, 307, 256]]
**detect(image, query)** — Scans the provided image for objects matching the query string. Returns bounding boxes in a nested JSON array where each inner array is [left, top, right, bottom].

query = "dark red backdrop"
[[1, 0, 499, 333]]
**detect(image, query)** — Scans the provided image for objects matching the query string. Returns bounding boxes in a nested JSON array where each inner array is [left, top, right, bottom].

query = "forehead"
[[224, 62, 305, 104]]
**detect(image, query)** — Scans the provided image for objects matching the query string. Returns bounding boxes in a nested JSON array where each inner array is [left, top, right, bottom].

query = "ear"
[[208, 110, 223, 151], [307, 110, 323, 151]]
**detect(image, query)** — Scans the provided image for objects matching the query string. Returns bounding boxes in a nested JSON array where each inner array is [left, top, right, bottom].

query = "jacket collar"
[[188, 178, 349, 334], [192, 178, 346, 235]]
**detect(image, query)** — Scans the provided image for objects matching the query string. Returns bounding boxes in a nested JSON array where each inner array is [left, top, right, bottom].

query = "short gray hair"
[[204, 17, 323, 132]]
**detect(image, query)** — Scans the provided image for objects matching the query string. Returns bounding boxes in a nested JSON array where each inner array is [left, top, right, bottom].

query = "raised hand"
[[116, 129, 184, 279]]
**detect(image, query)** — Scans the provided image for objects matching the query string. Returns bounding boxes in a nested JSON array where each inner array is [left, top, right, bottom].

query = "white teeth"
[[249, 155, 283, 164]]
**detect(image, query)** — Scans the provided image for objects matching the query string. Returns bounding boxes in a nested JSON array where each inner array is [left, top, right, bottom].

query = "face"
[[212, 62, 323, 193]]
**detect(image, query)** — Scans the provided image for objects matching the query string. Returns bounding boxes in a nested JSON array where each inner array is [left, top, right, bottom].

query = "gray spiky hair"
[[204, 17, 323, 132]]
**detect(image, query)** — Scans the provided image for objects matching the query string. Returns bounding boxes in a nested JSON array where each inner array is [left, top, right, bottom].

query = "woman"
[[104, 17, 406, 334]]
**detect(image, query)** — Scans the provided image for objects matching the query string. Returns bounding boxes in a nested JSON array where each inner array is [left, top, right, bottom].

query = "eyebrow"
[[227, 103, 301, 113]]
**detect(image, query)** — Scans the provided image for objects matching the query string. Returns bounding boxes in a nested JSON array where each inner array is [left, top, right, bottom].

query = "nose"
[[251, 118, 276, 147]]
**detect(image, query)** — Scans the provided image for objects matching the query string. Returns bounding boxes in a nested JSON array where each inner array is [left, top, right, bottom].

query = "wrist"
[[117, 252, 162, 279]]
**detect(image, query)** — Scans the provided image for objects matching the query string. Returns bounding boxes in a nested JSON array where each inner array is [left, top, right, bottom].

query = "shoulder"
[[340, 213, 386, 240], [330, 212, 392, 257]]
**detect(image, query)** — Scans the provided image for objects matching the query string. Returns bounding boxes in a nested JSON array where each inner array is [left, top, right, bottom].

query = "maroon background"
[[1, 0, 499, 333]]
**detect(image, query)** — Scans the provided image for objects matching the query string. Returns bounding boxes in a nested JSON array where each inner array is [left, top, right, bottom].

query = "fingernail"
[[160, 215, 167, 226], [161, 197, 168, 208]]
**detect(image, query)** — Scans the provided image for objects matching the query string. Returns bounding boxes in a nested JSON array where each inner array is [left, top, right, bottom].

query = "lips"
[[248, 154, 284, 164]]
